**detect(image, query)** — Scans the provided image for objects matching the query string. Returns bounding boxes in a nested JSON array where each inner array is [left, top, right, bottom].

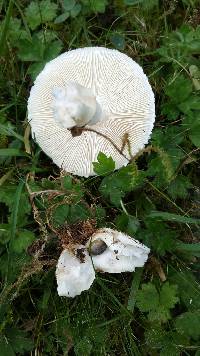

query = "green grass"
[[0, 0, 200, 355]]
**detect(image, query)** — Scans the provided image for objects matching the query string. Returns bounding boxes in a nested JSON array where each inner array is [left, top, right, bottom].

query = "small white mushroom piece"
[[52, 82, 104, 129], [87, 228, 150, 273], [56, 245, 95, 298]]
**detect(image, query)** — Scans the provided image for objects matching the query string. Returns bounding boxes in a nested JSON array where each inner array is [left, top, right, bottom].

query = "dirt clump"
[[58, 219, 97, 249]]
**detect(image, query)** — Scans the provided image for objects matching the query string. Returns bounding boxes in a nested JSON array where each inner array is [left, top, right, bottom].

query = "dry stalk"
[[0, 259, 56, 305]]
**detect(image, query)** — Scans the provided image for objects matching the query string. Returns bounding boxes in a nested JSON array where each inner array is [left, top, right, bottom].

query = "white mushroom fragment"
[[56, 226, 150, 298], [28, 47, 155, 177], [52, 82, 104, 129], [56, 245, 95, 297], [87, 228, 150, 273]]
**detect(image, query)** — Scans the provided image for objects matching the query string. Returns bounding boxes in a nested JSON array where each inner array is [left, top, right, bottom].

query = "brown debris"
[[148, 256, 167, 282], [75, 247, 86, 263], [70, 126, 84, 137], [188, 8, 200, 27], [58, 219, 97, 250], [27, 239, 46, 257]]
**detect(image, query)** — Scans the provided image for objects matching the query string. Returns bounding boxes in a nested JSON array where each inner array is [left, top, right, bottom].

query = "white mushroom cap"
[[87, 228, 150, 273], [56, 245, 95, 297], [28, 47, 155, 177]]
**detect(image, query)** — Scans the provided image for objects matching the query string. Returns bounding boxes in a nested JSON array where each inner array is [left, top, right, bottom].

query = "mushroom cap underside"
[[28, 47, 155, 177]]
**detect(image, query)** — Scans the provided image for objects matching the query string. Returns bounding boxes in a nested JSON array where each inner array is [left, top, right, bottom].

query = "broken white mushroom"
[[28, 47, 155, 177], [56, 245, 95, 297], [87, 228, 150, 273], [56, 227, 150, 298]]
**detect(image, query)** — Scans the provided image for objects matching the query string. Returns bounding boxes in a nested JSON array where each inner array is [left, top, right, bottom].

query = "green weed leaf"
[[147, 147, 184, 187], [136, 283, 159, 312], [100, 163, 144, 206], [43, 39, 63, 62], [5, 328, 33, 353], [160, 345, 180, 356], [52, 204, 69, 226], [10, 230, 35, 254], [25, 0, 58, 30], [62, 176, 73, 190], [175, 311, 200, 340], [160, 283, 179, 310], [167, 176, 192, 200], [0, 337, 15, 356], [93, 152, 115, 176], [169, 270, 200, 310], [0, 184, 31, 227], [71, 3, 82, 17], [69, 203, 91, 223], [18, 36, 44, 62], [165, 76, 193, 104], [54, 12, 69, 24], [110, 33, 125, 50], [183, 112, 200, 148], [115, 213, 140, 235], [90, 0, 108, 13], [63, 0, 76, 11], [142, 220, 176, 255], [136, 282, 179, 322]]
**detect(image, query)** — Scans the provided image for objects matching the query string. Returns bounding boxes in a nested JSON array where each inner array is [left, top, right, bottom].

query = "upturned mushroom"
[[56, 228, 150, 297], [28, 47, 155, 177]]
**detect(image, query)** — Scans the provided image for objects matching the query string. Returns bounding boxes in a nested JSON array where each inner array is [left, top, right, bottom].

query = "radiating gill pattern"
[[28, 47, 155, 176]]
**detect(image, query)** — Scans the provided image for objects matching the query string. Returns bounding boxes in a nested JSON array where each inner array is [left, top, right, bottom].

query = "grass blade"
[[0, 169, 14, 186], [148, 211, 200, 225], [176, 242, 200, 257], [0, 123, 24, 142], [127, 268, 143, 312], [10, 179, 24, 243], [0, 148, 29, 157], [0, 0, 14, 55], [96, 277, 131, 317], [4, 180, 24, 287]]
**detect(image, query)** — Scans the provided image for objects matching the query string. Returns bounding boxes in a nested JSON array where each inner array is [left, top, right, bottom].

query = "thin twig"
[[70, 126, 130, 161], [30, 189, 65, 198]]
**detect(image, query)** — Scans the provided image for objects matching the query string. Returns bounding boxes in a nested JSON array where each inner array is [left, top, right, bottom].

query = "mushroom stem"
[[52, 82, 104, 129]]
